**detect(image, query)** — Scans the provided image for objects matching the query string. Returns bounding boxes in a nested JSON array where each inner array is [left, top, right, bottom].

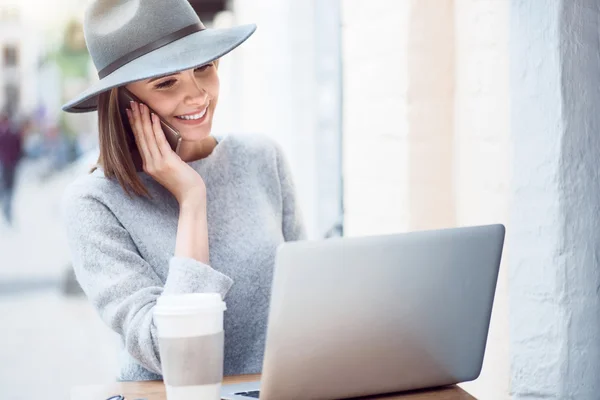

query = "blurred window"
[[0, 6, 19, 22]]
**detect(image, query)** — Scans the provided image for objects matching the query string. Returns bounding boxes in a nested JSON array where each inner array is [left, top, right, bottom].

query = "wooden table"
[[72, 374, 476, 399]]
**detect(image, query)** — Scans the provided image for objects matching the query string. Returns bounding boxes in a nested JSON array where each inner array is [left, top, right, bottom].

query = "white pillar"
[[510, 0, 600, 398], [407, 0, 456, 230]]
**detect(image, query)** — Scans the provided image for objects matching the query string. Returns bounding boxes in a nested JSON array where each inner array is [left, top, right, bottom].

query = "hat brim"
[[62, 24, 256, 113]]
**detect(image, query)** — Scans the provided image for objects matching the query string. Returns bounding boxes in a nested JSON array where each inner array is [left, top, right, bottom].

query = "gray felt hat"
[[62, 0, 256, 113]]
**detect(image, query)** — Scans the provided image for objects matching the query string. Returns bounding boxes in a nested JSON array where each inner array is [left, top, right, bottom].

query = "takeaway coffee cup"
[[154, 293, 226, 400]]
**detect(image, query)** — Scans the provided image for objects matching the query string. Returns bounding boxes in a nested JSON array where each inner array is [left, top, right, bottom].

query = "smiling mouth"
[[175, 106, 208, 121]]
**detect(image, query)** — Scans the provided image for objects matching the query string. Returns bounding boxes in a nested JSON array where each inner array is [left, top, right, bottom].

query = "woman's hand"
[[126, 101, 206, 205]]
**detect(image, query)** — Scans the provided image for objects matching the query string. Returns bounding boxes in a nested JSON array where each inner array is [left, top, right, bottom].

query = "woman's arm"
[[175, 196, 210, 264], [61, 187, 232, 375]]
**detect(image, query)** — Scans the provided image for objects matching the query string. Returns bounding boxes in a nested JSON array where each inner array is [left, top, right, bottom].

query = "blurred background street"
[[0, 155, 119, 400]]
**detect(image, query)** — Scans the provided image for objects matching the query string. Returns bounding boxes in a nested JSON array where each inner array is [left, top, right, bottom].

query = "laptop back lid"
[[260, 224, 505, 400]]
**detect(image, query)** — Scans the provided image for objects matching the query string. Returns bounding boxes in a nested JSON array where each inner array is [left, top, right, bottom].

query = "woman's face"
[[125, 62, 219, 144]]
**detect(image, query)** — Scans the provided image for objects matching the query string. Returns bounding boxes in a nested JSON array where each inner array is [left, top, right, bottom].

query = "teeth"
[[176, 108, 207, 120]]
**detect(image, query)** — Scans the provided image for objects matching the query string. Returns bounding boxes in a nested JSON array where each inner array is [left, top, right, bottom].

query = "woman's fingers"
[[128, 102, 149, 165], [151, 113, 173, 156], [138, 103, 162, 160], [128, 101, 177, 175]]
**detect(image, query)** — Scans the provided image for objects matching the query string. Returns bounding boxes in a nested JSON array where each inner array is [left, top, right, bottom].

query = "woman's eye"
[[155, 80, 176, 89], [195, 64, 211, 73], [154, 65, 211, 89]]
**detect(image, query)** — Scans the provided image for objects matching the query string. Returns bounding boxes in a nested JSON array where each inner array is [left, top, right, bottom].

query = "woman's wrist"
[[178, 190, 207, 211], [175, 208, 209, 264], [175, 194, 210, 264]]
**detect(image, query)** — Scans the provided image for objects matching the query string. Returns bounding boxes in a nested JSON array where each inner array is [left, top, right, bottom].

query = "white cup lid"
[[154, 293, 226, 315]]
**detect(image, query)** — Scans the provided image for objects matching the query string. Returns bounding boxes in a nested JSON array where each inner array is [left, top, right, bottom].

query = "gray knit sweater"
[[61, 133, 306, 381]]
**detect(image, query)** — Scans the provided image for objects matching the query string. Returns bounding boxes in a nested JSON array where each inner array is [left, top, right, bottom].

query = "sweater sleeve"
[[273, 142, 308, 241], [61, 188, 233, 375]]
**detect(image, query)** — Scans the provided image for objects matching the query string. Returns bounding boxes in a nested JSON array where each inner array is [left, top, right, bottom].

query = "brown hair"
[[92, 87, 150, 198]]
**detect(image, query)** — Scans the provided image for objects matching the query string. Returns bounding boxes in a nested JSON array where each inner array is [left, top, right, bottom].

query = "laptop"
[[221, 224, 505, 400]]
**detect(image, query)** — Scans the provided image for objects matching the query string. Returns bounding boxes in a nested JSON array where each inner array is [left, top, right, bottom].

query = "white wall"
[[559, 1, 600, 395], [510, 0, 600, 398], [509, 1, 565, 397], [341, 0, 411, 236]]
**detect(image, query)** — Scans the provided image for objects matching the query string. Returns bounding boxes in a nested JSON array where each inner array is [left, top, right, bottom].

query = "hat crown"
[[84, 0, 201, 72]]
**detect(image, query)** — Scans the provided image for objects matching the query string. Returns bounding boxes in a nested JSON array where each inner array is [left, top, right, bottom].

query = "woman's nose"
[[184, 76, 208, 103]]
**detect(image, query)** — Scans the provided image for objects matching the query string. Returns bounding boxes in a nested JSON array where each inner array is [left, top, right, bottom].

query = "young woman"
[[61, 0, 306, 381]]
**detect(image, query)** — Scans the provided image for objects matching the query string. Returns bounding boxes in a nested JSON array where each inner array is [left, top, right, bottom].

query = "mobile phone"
[[118, 88, 183, 154]]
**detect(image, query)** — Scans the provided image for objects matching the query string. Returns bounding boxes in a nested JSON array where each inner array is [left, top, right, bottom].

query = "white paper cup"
[[154, 293, 226, 400]]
